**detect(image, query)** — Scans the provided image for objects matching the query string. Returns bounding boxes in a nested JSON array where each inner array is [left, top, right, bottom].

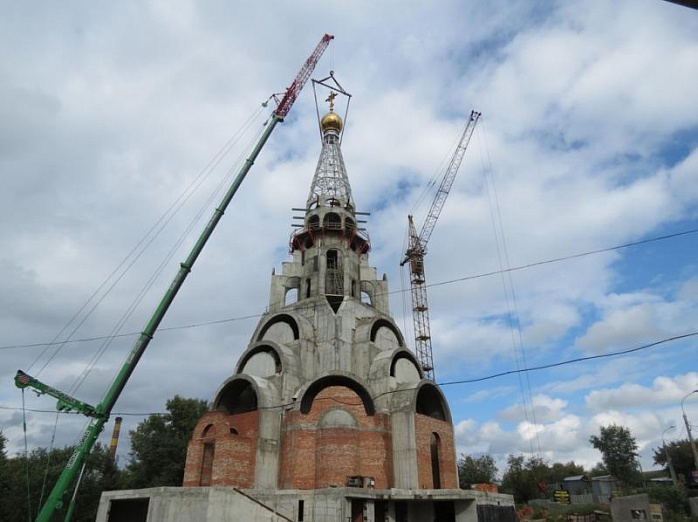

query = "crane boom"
[[16, 34, 333, 522], [418, 110, 481, 253], [275, 34, 334, 118], [403, 110, 480, 380]]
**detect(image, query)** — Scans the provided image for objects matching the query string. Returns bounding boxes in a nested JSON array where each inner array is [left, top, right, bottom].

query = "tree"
[[652, 439, 696, 485], [123, 395, 208, 488], [0, 430, 8, 518], [589, 424, 641, 485], [588, 461, 608, 477], [500, 454, 550, 504], [549, 461, 586, 484], [457, 453, 498, 489], [0, 443, 118, 522]]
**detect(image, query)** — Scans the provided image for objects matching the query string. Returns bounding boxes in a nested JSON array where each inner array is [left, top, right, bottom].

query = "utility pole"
[[681, 390, 698, 477], [662, 424, 678, 486]]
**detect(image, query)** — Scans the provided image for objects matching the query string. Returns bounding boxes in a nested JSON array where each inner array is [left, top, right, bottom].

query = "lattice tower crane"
[[401, 110, 481, 381], [15, 33, 333, 522]]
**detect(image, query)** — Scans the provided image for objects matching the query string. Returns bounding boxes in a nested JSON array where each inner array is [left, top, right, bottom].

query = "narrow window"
[[430, 432, 441, 489], [298, 500, 304, 521], [200, 442, 215, 486], [326, 250, 343, 295], [306, 279, 311, 298]]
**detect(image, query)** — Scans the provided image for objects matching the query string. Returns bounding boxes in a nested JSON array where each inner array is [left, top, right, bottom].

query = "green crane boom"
[[15, 33, 333, 522]]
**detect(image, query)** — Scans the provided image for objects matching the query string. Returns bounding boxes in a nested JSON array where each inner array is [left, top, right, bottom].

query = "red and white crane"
[[401, 110, 481, 381]]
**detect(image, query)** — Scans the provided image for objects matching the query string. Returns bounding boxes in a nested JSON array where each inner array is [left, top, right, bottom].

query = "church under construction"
[[97, 85, 516, 522]]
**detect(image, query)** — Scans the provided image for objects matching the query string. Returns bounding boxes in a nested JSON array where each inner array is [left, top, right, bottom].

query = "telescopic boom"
[[16, 34, 333, 522]]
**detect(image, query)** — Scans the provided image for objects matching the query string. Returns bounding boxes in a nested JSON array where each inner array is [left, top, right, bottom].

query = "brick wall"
[[183, 410, 260, 488], [279, 385, 392, 489], [414, 414, 458, 489]]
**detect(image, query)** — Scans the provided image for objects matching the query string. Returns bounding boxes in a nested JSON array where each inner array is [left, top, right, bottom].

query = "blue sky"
[[1, 0, 698, 476]]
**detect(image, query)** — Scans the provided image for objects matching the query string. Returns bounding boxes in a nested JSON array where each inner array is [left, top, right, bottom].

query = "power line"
[[4, 330, 696, 416], [437, 331, 698, 386], [2, 227, 697, 353]]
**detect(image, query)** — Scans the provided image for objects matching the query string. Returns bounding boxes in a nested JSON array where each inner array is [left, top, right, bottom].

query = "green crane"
[[15, 33, 334, 522]]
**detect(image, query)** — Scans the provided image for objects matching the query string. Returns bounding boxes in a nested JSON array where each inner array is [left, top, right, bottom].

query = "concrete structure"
[[610, 494, 663, 522], [97, 100, 515, 522]]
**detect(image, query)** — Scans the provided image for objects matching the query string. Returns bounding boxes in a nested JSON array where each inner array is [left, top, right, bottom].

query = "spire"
[[306, 97, 354, 211]]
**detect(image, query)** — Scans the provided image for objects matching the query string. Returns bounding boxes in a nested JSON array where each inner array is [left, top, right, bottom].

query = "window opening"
[[326, 250, 343, 295], [285, 287, 298, 306], [430, 432, 441, 489], [200, 442, 215, 486]]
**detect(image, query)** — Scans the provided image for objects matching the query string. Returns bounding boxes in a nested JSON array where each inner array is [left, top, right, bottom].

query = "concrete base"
[[97, 486, 516, 522]]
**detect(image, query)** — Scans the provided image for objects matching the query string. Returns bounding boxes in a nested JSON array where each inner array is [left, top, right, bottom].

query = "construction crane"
[[401, 110, 481, 381], [14, 33, 333, 522]]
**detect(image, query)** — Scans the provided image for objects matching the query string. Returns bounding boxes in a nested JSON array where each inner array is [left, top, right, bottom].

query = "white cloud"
[[1, 0, 697, 477]]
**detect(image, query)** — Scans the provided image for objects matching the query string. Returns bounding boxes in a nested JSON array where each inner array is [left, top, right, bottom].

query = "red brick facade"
[[184, 385, 460, 492], [414, 413, 458, 489], [279, 386, 392, 489], [183, 410, 259, 488]]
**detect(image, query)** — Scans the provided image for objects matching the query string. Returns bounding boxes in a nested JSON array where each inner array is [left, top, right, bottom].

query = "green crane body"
[[15, 33, 333, 522]]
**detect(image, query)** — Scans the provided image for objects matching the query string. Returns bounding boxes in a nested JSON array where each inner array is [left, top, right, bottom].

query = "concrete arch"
[[389, 381, 453, 423], [212, 375, 278, 415], [370, 317, 405, 347], [235, 340, 299, 377], [253, 311, 313, 342], [298, 373, 376, 416], [355, 316, 405, 349], [389, 349, 424, 381], [414, 382, 452, 423], [368, 348, 423, 382]]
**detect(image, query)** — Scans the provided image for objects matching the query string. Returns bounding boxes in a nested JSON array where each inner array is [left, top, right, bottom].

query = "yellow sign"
[[554, 490, 570, 504]]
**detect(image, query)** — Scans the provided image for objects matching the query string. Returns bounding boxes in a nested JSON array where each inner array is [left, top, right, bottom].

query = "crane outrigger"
[[15, 33, 334, 522]]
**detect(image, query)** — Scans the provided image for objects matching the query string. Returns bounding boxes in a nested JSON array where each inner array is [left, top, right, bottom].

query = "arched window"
[[323, 212, 341, 231], [300, 376, 375, 416], [215, 380, 258, 415], [430, 432, 441, 489], [285, 287, 298, 306], [416, 385, 448, 421]]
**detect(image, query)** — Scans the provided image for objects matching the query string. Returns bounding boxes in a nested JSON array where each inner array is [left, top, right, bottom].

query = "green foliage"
[[549, 461, 586, 483], [499, 456, 589, 504], [501, 454, 551, 504], [652, 439, 696, 486], [123, 395, 208, 489], [589, 424, 641, 486], [457, 453, 498, 489], [0, 430, 8, 519], [588, 461, 608, 477], [0, 443, 119, 522], [636, 487, 691, 522]]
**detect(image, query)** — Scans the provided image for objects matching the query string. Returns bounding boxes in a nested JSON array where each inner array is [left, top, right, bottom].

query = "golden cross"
[[326, 92, 337, 111]]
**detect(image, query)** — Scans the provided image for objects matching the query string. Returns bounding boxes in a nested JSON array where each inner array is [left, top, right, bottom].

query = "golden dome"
[[320, 111, 343, 134]]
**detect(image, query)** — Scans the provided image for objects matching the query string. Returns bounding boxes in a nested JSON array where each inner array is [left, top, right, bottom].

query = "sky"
[[1, 0, 698, 479]]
